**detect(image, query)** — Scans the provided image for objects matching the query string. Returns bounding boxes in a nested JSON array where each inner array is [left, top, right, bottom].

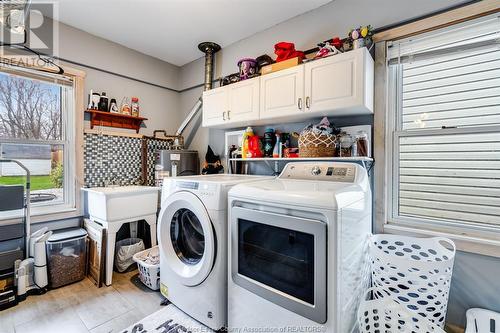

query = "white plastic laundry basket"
[[370, 235, 456, 327], [466, 308, 500, 333], [358, 288, 446, 333], [133, 246, 160, 291]]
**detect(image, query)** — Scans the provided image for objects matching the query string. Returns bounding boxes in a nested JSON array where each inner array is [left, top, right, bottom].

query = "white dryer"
[[228, 162, 372, 333], [157, 174, 273, 330]]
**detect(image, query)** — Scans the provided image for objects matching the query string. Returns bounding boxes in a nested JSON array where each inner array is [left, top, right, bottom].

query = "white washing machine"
[[228, 162, 372, 333], [157, 174, 273, 330]]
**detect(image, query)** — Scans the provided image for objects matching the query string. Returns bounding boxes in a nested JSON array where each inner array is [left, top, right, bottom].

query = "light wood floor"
[[0, 270, 163, 333]]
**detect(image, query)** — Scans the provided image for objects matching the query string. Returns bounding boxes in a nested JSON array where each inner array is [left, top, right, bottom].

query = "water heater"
[[155, 150, 200, 186]]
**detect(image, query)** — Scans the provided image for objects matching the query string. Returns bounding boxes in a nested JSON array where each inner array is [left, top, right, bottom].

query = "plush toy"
[[274, 42, 305, 62]]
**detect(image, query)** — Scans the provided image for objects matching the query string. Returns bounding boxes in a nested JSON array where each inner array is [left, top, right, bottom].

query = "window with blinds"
[[387, 14, 500, 229]]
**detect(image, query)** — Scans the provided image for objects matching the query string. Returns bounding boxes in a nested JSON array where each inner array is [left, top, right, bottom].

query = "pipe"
[[176, 97, 202, 136], [147, 130, 184, 148], [198, 42, 221, 91]]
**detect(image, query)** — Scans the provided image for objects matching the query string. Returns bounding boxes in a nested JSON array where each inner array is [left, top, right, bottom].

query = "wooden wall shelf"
[[85, 109, 147, 133]]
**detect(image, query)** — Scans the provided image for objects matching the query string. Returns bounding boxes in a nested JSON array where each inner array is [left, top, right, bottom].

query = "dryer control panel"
[[279, 162, 357, 183]]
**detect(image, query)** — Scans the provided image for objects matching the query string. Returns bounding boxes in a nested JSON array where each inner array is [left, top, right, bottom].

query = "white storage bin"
[[466, 308, 500, 333], [133, 246, 160, 291], [358, 288, 446, 333], [369, 234, 456, 327]]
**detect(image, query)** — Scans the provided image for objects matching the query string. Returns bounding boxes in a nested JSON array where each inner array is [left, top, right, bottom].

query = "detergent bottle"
[[248, 135, 263, 158], [241, 127, 254, 159]]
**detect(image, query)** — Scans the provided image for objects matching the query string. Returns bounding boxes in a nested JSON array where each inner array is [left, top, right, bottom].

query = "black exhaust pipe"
[[198, 42, 221, 91]]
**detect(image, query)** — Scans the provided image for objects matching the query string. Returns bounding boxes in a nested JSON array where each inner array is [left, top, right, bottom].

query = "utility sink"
[[83, 185, 160, 286], [83, 186, 159, 223]]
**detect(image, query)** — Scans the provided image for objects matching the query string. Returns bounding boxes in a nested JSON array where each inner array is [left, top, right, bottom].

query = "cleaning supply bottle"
[[273, 133, 281, 158], [263, 128, 275, 157], [241, 127, 254, 159]]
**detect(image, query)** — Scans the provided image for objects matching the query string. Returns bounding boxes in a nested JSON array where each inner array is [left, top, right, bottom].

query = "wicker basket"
[[298, 130, 336, 157]]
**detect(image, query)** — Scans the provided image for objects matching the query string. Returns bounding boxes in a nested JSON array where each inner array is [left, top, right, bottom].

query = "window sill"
[[0, 205, 80, 226], [384, 223, 500, 258]]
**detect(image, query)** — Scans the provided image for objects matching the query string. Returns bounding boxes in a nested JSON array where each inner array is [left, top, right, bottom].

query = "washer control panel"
[[175, 181, 217, 197], [280, 162, 357, 183]]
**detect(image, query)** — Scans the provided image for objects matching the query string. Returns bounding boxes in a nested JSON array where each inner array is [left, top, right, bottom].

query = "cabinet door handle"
[[227, 110, 231, 120], [298, 98, 303, 110], [306, 96, 311, 109], [222, 111, 226, 121]]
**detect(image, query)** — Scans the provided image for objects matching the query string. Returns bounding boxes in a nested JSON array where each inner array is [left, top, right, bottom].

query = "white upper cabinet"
[[260, 65, 304, 120], [202, 78, 260, 128], [304, 47, 373, 116], [202, 47, 373, 128], [202, 87, 228, 127], [226, 79, 260, 125]]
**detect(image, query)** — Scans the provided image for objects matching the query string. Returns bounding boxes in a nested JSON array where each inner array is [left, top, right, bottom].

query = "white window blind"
[[387, 14, 500, 230]]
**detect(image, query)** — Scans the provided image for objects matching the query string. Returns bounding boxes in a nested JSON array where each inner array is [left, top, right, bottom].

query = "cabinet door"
[[202, 87, 228, 127], [260, 66, 304, 120], [304, 48, 369, 115], [226, 78, 259, 125]]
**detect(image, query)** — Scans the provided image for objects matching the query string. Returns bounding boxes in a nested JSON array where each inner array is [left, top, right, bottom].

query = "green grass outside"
[[0, 175, 54, 190]]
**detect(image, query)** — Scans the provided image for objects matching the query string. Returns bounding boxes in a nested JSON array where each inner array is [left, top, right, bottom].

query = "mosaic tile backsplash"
[[84, 133, 171, 187]]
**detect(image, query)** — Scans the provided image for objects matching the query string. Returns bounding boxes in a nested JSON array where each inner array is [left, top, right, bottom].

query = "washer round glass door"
[[170, 208, 205, 265], [158, 191, 215, 286]]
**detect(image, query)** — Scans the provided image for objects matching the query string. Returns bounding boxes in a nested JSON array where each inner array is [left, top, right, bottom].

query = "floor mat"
[[120, 304, 215, 333]]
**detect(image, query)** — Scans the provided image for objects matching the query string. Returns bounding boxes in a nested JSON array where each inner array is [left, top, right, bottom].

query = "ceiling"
[[36, 0, 332, 66]]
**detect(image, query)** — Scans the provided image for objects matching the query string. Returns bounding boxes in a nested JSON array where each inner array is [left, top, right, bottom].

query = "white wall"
[[55, 19, 182, 136]]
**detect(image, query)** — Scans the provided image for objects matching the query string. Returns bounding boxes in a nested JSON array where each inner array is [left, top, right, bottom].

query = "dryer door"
[[231, 206, 327, 324], [158, 191, 215, 286]]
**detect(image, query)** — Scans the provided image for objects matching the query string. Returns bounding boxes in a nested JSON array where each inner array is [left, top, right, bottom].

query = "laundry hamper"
[[369, 235, 456, 327], [358, 288, 446, 333], [133, 246, 160, 290], [115, 238, 145, 273]]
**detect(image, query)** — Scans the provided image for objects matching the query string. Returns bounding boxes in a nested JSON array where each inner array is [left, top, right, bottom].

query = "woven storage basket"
[[369, 235, 456, 328], [298, 130, 336, 157]]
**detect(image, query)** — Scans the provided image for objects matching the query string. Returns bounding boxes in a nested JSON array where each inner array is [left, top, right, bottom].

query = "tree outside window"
[[0, 72, 65, 204]]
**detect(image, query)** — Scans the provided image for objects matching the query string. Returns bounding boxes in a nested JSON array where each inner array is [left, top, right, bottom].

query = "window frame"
[[0, 64, 85, 224], [376, 30, 500, 256]]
